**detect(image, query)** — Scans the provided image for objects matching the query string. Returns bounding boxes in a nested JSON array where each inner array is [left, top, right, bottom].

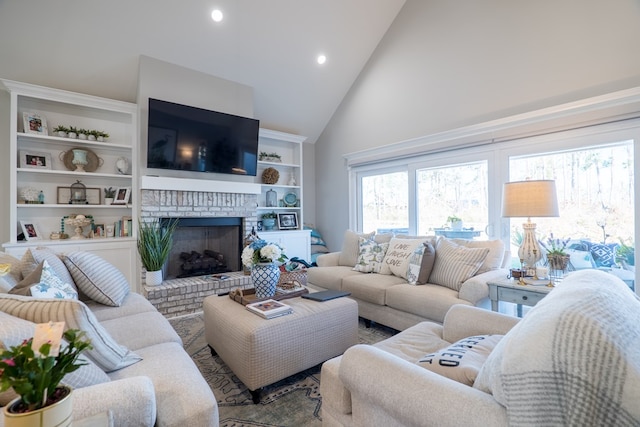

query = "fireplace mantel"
[[141, 175, 261, 194]]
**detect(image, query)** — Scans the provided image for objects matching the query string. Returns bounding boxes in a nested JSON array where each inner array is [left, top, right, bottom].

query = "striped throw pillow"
[[429, 238, 489, 291], [62, 252, 130, 307], [0, 294, 141, 372]]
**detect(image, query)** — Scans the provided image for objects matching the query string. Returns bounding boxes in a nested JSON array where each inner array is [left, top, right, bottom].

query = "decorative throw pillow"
[[353, 238, 390, 273], [30, 260, 78, 299], [9, 262, 45, 296], [20, 248, 77, 292], [0, 252, 24, 288], [452, 239, 505, 274], [417, 335, 503, 386], [62, 251, 130, 307], [0, 294, 142, 372], [381, 238, 427, 278], [429, 238, 489, 291], [338, 230, 375, 267], [406, 242, 436, 285]]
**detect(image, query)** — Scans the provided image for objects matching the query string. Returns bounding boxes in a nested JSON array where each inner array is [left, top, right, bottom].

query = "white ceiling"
[[0, 0, 406, 143]]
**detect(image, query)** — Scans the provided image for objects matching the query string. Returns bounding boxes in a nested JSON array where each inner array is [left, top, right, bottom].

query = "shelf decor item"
[[69, 180, 87, 204], [261, 211, 277, 230], [19, 220, 40, 241], [277, 212, 298, 230], [112, 187, 131, 205], [60, 148, 103, 173], [22, 112, 48, 135], [137, 218, 179, 286], [19, 151, 51, 170], [65, 214, 92, 239], [104, 187, 115, 205], [261, 167, 279, 184], [241, 239, 287, 298], [266, 189, 277, 207], [1, 326, 92, 427], [259, 151, 282, 163]]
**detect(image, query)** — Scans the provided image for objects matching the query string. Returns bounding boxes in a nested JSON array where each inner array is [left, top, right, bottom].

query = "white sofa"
[[0, 249, 218, 427], [307, 231, 509, 331], [321, 270, 640, 426]]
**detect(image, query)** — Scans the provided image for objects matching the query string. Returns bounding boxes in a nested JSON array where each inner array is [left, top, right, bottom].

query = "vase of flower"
[[4, 386, 72, 427], [251, 263, 281, 298], [241, 239, 287, 298]]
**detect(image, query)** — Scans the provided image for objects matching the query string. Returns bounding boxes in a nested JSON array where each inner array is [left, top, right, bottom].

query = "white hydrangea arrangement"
[[242, 239, 287, 267]]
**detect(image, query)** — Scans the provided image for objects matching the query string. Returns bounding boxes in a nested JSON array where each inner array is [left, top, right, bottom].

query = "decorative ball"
[[262, 167, 280, 185]]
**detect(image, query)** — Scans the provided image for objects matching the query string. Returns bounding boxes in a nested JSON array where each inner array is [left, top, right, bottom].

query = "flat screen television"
[[147, 98, 259, 176]]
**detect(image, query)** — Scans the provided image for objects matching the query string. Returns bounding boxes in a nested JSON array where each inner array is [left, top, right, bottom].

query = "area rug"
[[169, 312, 396, 427]]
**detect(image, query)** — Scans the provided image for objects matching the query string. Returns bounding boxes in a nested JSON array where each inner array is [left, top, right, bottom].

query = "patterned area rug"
[[169, 312, 396, 427]]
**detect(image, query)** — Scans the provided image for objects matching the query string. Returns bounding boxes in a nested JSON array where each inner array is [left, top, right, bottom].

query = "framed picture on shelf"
[[20, 220, 40, 241], [19, 150, 51, 170], [113, 187, 131, 205], [56, 187, 101, 205], [22, 112, 48, 135], [93, 223, 105, 238], [277, 212, 298, 230]]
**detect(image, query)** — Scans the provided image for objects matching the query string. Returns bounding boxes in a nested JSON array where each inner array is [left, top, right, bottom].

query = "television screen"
[[147, 98, 259, 176]]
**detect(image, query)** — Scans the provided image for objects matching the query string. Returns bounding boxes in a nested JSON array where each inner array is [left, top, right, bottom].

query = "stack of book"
[[246, 299, 293, 319]]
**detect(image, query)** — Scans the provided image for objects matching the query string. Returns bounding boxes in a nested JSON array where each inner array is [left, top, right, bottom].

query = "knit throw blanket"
[[475, 270, 640, 426]]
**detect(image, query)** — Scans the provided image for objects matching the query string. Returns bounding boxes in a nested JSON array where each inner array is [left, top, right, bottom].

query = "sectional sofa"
[[307, 231, 509, 331], [0, 248, 218, 427]]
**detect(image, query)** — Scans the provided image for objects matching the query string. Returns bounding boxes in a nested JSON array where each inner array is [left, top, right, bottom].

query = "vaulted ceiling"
[[0, 0, 406, 143]]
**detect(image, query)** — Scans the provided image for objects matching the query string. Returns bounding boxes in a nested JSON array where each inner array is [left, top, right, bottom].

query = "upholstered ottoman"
[[203, 294, 358, 402]]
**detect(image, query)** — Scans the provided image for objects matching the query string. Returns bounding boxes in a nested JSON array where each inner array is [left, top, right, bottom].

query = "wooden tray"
[[229, 286, 309, 306]]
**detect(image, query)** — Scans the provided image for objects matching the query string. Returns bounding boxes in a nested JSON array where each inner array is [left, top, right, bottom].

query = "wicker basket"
[[278, 269, 308, 288]]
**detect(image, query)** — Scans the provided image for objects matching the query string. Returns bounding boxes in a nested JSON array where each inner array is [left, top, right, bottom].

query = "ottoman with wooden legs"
[[203, 294, 358, 403]]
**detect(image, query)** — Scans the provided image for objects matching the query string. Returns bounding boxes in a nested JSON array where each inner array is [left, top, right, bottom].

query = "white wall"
[[315, 0, 640, 250]]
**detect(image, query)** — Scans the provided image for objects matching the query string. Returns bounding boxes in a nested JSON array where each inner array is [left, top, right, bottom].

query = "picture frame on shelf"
[[20, 220, 40, 241], [112, 187, 131, 205], [57, 186, 101, 205], [277, 212, 298, 230], [19, 150, 51, 169], [22, 112, 48, 135], [93, 223, 105, 238]]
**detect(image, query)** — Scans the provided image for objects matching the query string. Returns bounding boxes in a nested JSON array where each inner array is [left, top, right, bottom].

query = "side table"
[[488, 278, 554, 317]]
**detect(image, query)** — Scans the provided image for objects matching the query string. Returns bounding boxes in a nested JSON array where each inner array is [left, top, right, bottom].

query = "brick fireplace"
[[140, 185, 259, 316]]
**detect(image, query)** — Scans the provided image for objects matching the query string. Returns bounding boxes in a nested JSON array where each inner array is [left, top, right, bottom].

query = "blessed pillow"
[[417, 335, 503, 386], [30, 260, 78, 299], [0, 294, 141, 372], [452, 239, 505, 274], [406, 242, 436, 285], [429, 238, 489, 291], [353, 238, 390, 273], [381, 238, 427, 278], [62, 251, 130, 307]]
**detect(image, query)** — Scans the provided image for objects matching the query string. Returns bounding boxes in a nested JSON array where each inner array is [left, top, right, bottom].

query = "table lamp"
[[501, 180, 559, 271]]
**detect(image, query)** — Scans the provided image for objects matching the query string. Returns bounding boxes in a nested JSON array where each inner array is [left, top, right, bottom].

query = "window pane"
[[361, 172, 408, 233], [509, 141, 634, 287], [416, 161, 488, 238]]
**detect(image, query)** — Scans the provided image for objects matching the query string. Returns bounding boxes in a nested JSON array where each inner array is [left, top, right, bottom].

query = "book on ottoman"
[[246, 299, 293, 319]]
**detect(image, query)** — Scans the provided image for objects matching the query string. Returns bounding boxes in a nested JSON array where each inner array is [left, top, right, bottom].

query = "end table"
[[488, 278, 554, 317]]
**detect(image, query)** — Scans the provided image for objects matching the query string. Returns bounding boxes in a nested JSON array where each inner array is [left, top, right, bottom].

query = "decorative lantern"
[[266, 189, 277, 207], [69, 180, 87, 204]]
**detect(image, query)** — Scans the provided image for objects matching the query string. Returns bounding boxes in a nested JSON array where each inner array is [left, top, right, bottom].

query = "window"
[[360, 171, 408, 233], [508, 141, 634, 278], [416, 161, 488, 237]]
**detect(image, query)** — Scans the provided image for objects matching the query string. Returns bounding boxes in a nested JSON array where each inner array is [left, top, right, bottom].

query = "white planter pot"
[[4, 386, 72, 427], [146, 269, 163, 286], [104, 197, 114, 205]]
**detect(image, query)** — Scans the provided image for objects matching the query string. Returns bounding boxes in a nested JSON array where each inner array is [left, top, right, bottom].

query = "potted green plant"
[[137, 218, 179, 286], [77, 129, 88, 140], [103, 187, 116, 205], [67, 126, 78, 139], [261, 211, 277, 230], [447, 215, 463, 230], [52, 125, 68, 138], [0, 328, 92, 425], [615, 239, 635, 269], [96, 131, 109, 142], [540, 235, 570, 273]]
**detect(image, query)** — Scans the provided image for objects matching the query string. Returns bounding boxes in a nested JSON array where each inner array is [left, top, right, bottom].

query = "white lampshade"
[[501, 180, 559, 270], [501, 180, 559, 218]]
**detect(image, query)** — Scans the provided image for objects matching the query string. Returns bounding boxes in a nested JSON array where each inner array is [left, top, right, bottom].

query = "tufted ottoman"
[[203, 294, 358, 403]]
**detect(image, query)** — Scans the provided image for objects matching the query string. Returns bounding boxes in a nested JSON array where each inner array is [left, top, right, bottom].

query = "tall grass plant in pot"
[[137, 219, 179, 286]]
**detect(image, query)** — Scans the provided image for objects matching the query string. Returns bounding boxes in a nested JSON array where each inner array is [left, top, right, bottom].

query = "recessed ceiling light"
[[317, 54, 327, 65], [211, 9, 223, 22]]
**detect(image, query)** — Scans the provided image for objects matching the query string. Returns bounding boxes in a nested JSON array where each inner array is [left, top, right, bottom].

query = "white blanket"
[[475, 270, 640, 426]]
